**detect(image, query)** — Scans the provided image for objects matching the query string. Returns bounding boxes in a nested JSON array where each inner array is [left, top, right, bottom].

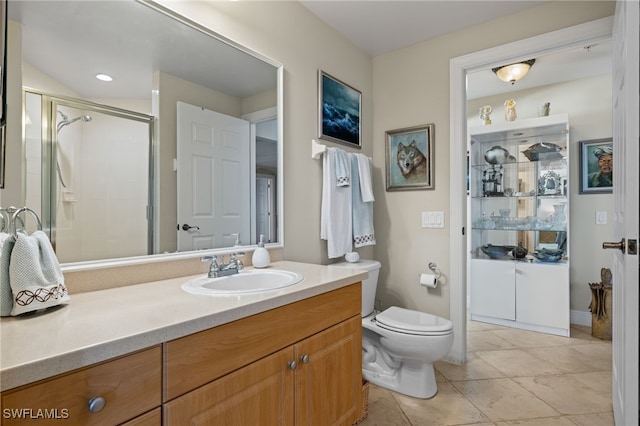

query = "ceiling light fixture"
[[95, 73, 113, 82], [492, 59, 535, 85]]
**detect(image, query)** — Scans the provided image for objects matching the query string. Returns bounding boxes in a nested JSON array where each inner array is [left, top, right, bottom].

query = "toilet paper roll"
[[420, 273, 438, 288]]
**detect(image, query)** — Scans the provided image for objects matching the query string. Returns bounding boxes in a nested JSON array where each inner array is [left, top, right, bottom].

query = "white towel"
[[8, 230, 69, 316], [321, 147, 353, 258], [356, 153, 375, 202], [0, 232, 10, 252], [352, 154, 376, 248], [0, 234, 15, 316], [335, 148, 351, 187]]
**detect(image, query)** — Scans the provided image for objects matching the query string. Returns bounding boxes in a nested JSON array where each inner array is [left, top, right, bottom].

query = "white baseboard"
[[571, 310, 592, 327]]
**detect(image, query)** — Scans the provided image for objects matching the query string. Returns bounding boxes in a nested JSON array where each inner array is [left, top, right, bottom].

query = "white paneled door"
[[176, 102, 250, 251], [609, 1, 639, 424]]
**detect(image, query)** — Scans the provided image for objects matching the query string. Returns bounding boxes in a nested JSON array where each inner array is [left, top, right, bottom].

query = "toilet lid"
[[375, 307, 453, 335]]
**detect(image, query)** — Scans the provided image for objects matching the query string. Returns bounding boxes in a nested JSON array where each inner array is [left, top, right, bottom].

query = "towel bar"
[[11, 206, 43, 239], [311, 139, 327, 159]]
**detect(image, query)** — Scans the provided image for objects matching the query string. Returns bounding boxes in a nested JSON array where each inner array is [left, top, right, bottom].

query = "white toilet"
[[330, 259, 454, 399]]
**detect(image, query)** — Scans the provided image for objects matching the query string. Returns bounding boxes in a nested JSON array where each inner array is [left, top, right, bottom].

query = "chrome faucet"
[[201, 252, 245, 278]]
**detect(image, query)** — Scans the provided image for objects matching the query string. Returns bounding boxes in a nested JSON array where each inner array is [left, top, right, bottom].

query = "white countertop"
[[0, 261, 366, 391]]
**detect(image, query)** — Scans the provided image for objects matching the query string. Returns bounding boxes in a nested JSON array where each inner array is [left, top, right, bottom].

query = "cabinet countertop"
[[0, 261, 366, 392]]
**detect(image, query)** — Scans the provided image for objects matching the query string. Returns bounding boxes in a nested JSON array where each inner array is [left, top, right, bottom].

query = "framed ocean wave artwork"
[[318, 70, 361, 148]]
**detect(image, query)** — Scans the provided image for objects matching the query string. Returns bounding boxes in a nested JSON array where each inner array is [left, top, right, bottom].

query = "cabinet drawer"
[[1, 346, 162, 426], [164, 283, 361, 401]]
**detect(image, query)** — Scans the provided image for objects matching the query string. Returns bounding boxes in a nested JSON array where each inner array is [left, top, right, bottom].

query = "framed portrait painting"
[[385, 124, 435, 191], [579, 138, 613, 194], [318, 70, 361, 148]]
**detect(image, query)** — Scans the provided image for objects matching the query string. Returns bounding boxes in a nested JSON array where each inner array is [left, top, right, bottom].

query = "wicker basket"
[[353, 380, 370, 425]]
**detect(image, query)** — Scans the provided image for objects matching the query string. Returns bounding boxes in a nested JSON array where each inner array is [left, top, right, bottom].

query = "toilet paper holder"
[[428, 262, 442, 280]]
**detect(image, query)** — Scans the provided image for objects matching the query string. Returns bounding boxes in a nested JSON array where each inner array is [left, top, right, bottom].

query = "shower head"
[[56, 113, 92, 133]]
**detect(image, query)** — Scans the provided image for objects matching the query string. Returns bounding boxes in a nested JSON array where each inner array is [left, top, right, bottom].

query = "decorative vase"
[[552, 204, 567, 226]]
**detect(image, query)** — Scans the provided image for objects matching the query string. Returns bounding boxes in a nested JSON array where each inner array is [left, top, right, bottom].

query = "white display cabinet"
[[468, 114, 570, 337]]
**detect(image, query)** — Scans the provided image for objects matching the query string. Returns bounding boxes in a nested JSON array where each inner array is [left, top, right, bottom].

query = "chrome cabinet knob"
[[300, 354, 310, 364], [88, 396, 106, 413], [287, 360, 297, 370]]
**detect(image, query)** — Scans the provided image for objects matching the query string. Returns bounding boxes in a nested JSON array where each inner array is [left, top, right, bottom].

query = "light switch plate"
[[422, 211, 445, 228], [596, 211, 607, 225]]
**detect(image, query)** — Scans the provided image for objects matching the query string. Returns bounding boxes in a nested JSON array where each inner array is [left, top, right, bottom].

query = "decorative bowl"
[[522, 142, 563, 161], [512, 245, 528, 259], [531, 248, 564, 263], [481, 244, 513, 259], [345, 252, 360, 263], [484, 146, 510, 165]]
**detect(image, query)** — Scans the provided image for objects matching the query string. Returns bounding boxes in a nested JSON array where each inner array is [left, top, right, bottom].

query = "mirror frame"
[[57, 0, 285, 272]]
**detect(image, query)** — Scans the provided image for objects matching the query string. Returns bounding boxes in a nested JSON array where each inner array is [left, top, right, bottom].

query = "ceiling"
[[300, 0, 612, 99], [10, 1, 611, 102]]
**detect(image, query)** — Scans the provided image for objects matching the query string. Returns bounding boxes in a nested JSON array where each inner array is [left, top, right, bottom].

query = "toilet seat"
[[374, 307, 453, 336]]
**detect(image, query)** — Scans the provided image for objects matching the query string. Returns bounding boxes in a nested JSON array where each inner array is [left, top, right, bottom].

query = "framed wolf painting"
[[318, 70, 361, 148], [385, 124, 435, 191]]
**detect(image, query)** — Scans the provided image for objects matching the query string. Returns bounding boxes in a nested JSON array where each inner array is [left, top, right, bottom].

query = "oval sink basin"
[[182, 269, 304, 295]]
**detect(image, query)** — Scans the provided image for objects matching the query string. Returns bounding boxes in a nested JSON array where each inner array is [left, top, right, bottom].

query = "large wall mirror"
[[7, 0, 283, 268]]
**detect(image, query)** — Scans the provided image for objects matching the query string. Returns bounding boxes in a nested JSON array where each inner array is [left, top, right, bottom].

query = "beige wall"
[[468, 74, 614, 314], [372, 1, 614, 319]]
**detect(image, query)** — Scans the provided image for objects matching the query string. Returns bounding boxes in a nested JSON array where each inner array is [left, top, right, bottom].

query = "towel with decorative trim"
[[8, 230, 69, 316], [352, 154, 376, 247], [335, 148, 351, 187], [321, 147, 353, 258], [0, 234, 15, 316]]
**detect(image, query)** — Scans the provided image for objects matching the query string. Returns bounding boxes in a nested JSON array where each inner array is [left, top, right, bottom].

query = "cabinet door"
[[121, 408, 161, 426], [295, 316, 362, 426], [470, 259, 515, 320], [163, 347, 295, 426], [516, 262, 569, 331]]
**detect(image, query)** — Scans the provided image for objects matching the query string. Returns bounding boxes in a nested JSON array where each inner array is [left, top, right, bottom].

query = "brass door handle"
[[603, 238, 625, 253]]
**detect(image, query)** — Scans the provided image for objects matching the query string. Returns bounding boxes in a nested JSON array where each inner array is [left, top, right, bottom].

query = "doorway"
[[447, 17, 614, 363]]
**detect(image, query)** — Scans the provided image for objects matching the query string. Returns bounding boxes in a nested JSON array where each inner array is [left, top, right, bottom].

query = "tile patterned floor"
[[358, 321, 613, 426]]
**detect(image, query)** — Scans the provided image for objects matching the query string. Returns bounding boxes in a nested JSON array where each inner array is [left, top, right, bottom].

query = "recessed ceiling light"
[[95, 73, 113, 82]]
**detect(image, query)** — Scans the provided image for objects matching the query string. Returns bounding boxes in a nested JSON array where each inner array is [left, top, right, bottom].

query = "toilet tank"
[[328, 259, 381, 317]]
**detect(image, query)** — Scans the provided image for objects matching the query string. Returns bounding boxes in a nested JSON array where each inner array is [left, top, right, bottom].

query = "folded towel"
[[352, 154, 376, 248], [335, 148, 351, 187], [0, 232, 10, 252], [356, 153, 375, 202], [9, 230, 69, 316], [321, 147, 353, 258], [0, 234, 16, 316]]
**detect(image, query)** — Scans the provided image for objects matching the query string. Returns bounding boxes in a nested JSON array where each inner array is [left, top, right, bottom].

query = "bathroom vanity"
[[0, 262, 365, 425], [468, 115, 570, 336]]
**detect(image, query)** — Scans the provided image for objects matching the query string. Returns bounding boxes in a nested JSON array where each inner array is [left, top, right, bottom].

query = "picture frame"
[[318, 70, 361, 148], [385, 124, 435, 191], [579, 138, 613, 194]]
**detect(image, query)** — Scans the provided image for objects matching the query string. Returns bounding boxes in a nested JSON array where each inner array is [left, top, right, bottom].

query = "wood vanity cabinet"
[[0, 283, 363, 426], [0, 346, 162, 426], [163, 283, 362, 426]]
